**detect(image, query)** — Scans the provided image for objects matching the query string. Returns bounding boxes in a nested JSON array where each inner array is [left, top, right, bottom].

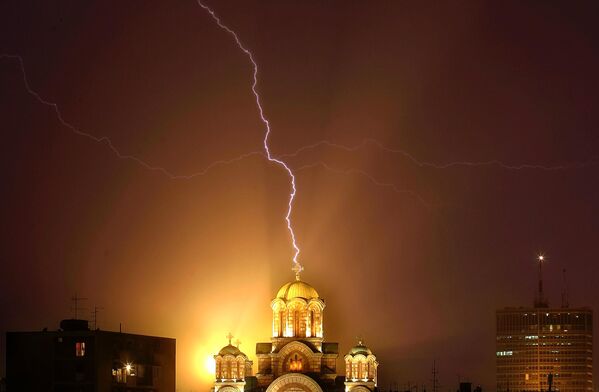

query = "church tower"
[[344, 339, 378, 392], [213, 335, 253, 392], [255, 267, 339, 391], [211, 263, 381, 392]]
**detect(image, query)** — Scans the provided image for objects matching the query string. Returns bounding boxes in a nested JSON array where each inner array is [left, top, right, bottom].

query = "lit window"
[[289, 354, 303, 372], [75, 342, 86, 357], [113, 368, 125, 383], [496, 351, 513, 356]]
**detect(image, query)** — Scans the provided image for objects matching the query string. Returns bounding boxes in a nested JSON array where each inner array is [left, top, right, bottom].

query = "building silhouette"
[[6, 319, 175, 392], [496, 258, 592, 392]]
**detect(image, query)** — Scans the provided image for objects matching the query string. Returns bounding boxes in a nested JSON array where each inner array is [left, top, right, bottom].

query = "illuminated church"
[[212, 266, 379, 392]]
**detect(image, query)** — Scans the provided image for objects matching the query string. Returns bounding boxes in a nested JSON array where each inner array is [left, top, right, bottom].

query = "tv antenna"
[[91, 305, 104, 329], [431, 360, 440, 392], [71, 293, 88, 320]]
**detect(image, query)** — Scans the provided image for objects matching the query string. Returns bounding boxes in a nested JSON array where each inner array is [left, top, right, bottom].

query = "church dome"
[[276, 280, 319, 300], [348, 343, 372, 356], [218, 344, 246, 357]]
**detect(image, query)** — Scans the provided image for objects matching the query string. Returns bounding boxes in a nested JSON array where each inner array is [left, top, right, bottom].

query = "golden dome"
[[276, 280, 319, 300], [217, 344, 246, 357], [348, 343, 372, 356]]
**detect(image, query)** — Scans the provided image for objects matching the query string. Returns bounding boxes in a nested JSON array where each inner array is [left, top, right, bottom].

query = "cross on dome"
[[226, 332, 234, 345], [292, 263, 304, 281]]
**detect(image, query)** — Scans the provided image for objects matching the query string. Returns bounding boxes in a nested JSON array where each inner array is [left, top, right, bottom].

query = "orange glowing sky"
[[1, 1, 599, 391]]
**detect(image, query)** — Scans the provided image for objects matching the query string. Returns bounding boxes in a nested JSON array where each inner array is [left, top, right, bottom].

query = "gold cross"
[[226, 332, 234, 345], [292, 263, 303, 281]]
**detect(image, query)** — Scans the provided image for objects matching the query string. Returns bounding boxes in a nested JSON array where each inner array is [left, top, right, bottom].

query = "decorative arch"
[[307, 299, 324, 337], [217, 386, 242, 392], [215, 354, 249, 380], [286, 299, 307, 337], [305, 301, 321, 338], [266, 373, 324, 392], [307, 298, 325, 311], [349, 386, 372, 392], [346, 354, 376, 380], [236, 357, 245, 379], [286, 298, 308, 308], [271, 297, 326, 338], [216, 359, 222, 378], [277, 341, 316, 375], [271, 298, 287, 311], [271, 299, 288, 337], [352, 354, 367, 362]]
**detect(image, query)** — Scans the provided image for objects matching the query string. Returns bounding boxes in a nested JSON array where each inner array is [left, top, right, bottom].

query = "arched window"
[[216, 359, 221, 379], [231, 360, 237, 380], [279, 310, 284, 337], [310, 310, 315, 337], [294, 310, 300, 336], [238, 360, 244, 379], [288, 354, 303, 372]]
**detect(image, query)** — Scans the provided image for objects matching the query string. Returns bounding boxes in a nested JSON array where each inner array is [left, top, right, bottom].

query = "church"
[[211, 267, 379, 392]]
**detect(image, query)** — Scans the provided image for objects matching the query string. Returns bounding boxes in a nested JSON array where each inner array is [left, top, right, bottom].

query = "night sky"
[[1, 1, 599, 391]]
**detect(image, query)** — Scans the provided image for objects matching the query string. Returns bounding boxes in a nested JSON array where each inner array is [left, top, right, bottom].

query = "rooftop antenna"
[[70, 293, 88, 320], [561, 268, 569, 308], [91, 305, 104, 330], [534, 255, 548, 308], [432, 361, 440, 392]]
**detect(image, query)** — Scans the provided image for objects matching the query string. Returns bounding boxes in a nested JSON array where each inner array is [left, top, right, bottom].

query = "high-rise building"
[[496, 257, 593, 392]]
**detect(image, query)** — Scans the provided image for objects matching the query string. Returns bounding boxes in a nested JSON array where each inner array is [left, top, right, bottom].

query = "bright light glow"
[[125, 363, 135, 376], [205, 355, 216, 375], [192, 340, 229, 385], [538, 255, 545, 261]]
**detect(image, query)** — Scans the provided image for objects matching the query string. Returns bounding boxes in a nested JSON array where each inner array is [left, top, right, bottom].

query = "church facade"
[[212, 271, 379, 392]]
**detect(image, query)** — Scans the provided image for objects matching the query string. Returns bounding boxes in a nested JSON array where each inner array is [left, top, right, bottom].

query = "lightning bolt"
[[278, 138, 599, 171], [294, 161, 432, 209], [2, 52, 430, 251], [1, 53, 266, 180], [6, 4, 594, 271], [196, 1, 303, 274]]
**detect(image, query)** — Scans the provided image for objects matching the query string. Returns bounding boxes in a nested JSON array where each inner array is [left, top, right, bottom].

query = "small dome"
[[276, 280, 319, 300], [218, 344, 246, 357], [348, 343, 372, 356]]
